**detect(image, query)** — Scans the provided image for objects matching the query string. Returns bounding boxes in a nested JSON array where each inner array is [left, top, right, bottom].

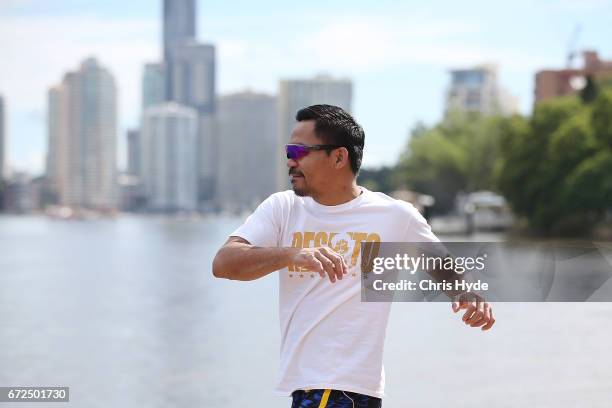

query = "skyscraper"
[[197, 113, 217, 204], [162, 0, 214, 112], [276, 75, 353, 190], [0, 95, 5, 210], [0, 94, 5, 180], [142, 62, 166, 110], [216, 91, 277, 211], [163, 0, 196, 65], [46, 85, 64, 205], [161, 0, 217, 207], [163, 0, 196, 100], [167, 41, 216, 114], [120, 128, 144, 212], [141, 102, 198, 212], [126, 129, 141, 177], [46, 58, 118, 211], [445, 64, 518, 116]]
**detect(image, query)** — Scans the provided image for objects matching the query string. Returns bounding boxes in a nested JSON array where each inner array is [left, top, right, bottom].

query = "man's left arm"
[[404, 205, 496, 331]]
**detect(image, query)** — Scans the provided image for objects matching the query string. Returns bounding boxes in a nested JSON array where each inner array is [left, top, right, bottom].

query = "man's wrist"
[[283, 247, 300, 268]]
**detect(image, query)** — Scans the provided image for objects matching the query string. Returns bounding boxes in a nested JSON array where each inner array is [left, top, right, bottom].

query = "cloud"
[[0, 11, 552, 116], [0, 15, 158, 116], [0, 11, 566, 173], [0, 15, 158, 173], [215, 13, 555, 92]]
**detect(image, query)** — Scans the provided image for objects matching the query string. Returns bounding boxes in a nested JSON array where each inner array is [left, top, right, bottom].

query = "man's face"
[[287, 120, 337, 197]]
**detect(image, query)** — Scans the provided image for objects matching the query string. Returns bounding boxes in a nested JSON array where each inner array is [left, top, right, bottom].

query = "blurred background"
[[1, 0, 612, 407]]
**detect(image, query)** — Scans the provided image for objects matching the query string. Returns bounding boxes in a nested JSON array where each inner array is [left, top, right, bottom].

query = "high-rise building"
[[197, 113, 216, 205], [163, 0, 196, 100], [276, 75, 353, 190], [46, 85, 64, 205], [120, 128, 144, 212], [140, 102, 198, 212], [0, 95, 5, 180], [163, 0, 215, 114], [160, 0, 217, 207], [127, 129, 140, 177], [167, 41, 216, 114], [535, 51, 612, 104], [163, 0, 196, 65], [46, 58, 118, 211], [445, 64, 518, 117], [0, 95, 5, 210], [142, 63, 166, 110], [215, 91, 277, 211]]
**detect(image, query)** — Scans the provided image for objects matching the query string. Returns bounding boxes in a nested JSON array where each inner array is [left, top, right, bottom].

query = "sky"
[[1, 0, 612, 176]]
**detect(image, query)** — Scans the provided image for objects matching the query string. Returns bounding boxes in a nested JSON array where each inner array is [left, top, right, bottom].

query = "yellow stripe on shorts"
[[318, 389, 331, 408]]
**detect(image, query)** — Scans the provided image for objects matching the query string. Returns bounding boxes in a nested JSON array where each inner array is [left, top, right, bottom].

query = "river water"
[[0, 215, 611, 407]]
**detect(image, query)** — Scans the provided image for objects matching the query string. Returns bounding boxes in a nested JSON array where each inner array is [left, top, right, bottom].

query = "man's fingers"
[[452, 293, 469, 313], [452, 293, 495, 331], [462, 302, 477, 322], [481, 306, 495, 331], [469, 303, 489, 327], [328, 247, 349, 276], [340, 255, 348, 275], [296, 247, 351, 283], [314, 252, 336, 283], [320, 247, 344, 281], [308, 257, 326, 278], [470, 314, 487, 327], [465, 299, 485, 325]]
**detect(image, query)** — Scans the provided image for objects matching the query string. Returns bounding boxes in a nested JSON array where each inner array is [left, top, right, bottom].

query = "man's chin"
[[291, 181, 310, 197], [292, 186, 308, 197]]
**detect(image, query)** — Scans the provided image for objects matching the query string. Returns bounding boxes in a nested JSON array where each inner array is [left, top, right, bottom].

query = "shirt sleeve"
[[403, 204, 452, 260], [404, 204, 440, 243], [230, 193, 283, 247]]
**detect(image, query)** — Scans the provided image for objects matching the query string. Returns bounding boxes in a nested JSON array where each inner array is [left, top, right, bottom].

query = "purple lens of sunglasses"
[[286, 144, 309, 160]]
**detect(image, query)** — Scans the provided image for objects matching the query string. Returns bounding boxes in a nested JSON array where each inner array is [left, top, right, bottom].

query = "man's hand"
[[451, 292, 495, 331], [291, 247, 348, 283]]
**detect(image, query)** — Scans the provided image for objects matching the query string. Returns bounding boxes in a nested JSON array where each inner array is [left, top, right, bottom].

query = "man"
[[213, 104, 495, 407]]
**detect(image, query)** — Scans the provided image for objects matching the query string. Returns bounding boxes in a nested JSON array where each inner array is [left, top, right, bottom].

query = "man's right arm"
[[212, 236, 348, 282]]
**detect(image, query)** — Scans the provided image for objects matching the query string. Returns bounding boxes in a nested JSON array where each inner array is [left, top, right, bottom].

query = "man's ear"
[[334, 148, 348, 168]]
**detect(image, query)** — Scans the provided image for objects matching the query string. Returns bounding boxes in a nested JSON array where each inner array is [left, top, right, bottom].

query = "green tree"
[[496, 91, 612, 235], [591, 87, 612, 147], [358, 166, 401, 193], [398, 111, 502, 213], [580, 75, 599, 104]]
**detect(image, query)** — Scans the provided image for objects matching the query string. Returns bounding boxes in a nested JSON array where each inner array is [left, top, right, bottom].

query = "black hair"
[[295, 104, 365, 175]]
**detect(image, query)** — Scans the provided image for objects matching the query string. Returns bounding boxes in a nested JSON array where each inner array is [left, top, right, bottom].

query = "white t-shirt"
[[230, 186, 440, 398]]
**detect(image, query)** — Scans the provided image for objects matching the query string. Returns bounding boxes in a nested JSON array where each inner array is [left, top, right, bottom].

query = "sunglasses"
[[285, 144, 343, 160]]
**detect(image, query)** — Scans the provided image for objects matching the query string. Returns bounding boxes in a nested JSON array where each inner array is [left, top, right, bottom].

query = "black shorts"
[[291, 388, 382, 408]]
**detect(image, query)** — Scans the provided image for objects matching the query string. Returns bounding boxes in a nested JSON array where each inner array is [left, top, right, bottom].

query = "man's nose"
[[287, 158, 298, 168]]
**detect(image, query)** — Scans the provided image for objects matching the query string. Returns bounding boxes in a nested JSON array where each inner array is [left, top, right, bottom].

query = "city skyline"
[[1, 0, 612, 174]]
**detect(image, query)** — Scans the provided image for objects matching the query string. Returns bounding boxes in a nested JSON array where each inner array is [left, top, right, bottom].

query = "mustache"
[[288, 169, 303, 177]]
